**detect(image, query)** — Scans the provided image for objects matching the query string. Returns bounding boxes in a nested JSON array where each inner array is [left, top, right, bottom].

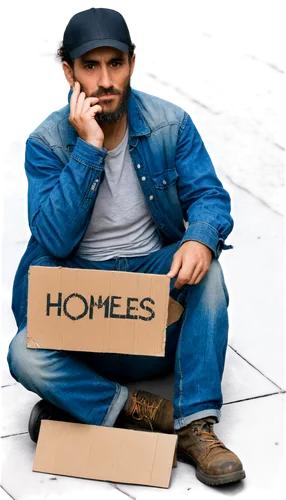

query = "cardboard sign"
[[33, 420, 178, 488], [27, 266, 184, 356]]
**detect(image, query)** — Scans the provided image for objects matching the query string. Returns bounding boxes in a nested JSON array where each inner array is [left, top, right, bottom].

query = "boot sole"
[[197, 468, 246, 486], [177, 448, 246, 486]]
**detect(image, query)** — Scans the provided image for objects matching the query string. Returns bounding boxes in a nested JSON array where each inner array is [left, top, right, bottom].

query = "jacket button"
[[137, 164, 141, 169], [162, 179, 167, 185], [149, 195, 154, 200], [141, 176, 146, 181]]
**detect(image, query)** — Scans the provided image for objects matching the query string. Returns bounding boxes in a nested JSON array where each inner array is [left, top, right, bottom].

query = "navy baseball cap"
[[63, 8, 132, 58]]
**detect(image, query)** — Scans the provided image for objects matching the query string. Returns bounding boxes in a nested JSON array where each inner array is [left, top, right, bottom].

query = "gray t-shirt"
[[76, 128, 162, 261]]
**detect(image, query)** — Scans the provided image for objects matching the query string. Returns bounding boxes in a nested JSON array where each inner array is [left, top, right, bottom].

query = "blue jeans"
[[7, 242, 229, 430]]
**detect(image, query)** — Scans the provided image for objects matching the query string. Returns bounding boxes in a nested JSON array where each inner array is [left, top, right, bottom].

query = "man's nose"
[[98, 66, 112, 89]]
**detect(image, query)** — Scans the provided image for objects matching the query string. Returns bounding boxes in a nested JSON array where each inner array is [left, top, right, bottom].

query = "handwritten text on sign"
[[46, 293, 156, 321]]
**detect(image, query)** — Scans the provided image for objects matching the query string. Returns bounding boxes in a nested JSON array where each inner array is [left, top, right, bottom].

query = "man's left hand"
[[167, 241, 213, 288]]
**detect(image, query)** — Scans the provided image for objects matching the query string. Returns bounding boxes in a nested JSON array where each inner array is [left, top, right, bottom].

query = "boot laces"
[[125, 392, 162, 431], [192, 420, 227, 454]]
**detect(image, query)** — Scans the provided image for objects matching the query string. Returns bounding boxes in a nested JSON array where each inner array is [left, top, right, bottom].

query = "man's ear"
[[130, 52, 138, 77], [62, 62, 75, 87]]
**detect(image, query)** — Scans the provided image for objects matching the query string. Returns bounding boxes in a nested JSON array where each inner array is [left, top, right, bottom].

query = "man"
[[7, 8, 245, 486]]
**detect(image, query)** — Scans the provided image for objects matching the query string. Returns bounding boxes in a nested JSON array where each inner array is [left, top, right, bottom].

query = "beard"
[[93, 77, 131, 125]]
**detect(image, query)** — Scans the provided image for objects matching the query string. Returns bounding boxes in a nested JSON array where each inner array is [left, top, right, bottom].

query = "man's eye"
[[85, 61, 122, 69]]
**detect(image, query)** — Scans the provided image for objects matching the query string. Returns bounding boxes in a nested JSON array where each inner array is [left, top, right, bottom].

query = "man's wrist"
[[84, 138, 104, 149], [72, 138, 107, 167]]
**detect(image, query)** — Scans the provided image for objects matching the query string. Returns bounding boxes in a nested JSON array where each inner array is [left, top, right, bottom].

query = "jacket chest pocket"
[[151, 169, 178, 190]]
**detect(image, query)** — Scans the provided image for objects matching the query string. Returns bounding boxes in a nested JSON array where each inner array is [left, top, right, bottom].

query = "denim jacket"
[[12, 88, 233, 330]]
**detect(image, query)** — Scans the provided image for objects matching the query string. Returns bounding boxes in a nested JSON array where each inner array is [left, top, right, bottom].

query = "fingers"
[[85, 104, 103, 120], [81, 96, 99, 113], [74, 91, 86, 118], [70, 82, 98, 114], [69, 81, 81, 118], [174, 266, 204, 288], [68, 82, 104, 148], [173, 276, 185, 290], [167, 254, 182, 279], [174, 268, 196, 288], [168, 254, 196, 289], [193, 269, 207, 285], [70, 85, 102, 123]]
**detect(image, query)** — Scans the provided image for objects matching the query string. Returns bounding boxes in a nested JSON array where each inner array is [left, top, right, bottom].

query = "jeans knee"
[[201, 259, 229, 308], [7, 327, 52, 390], [180, 259, 229, 311], [7, 326, 37, 382]]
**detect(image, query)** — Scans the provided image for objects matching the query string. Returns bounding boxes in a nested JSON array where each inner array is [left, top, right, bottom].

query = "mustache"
[[92, 87, 121, 97]]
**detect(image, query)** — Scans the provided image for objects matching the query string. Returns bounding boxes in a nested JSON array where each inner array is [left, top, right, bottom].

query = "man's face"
[[65, 46, 135, 124]]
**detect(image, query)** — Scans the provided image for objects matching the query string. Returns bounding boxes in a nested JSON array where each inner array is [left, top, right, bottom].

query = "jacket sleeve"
[[175, 112, 234, 257], [25, 136, 107, 258]]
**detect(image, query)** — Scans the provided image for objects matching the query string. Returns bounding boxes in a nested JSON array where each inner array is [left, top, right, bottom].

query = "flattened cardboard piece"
[[27, 266, 171, 356], [33, 420, 178, 489], [167, 296, 184, 327]]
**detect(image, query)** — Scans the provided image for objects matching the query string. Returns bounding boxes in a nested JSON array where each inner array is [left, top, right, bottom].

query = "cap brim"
[[70, 39, 129, 58]]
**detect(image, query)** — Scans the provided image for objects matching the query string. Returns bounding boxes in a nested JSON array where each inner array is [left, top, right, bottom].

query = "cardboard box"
[[34, 420, 178, 488], [27, 266, 184, 356]]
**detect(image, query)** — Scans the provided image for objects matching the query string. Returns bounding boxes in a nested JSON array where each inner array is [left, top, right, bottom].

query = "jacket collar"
[[66, 87, 151, 148]]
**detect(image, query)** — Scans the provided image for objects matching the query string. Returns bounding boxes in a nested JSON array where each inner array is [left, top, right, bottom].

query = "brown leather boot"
[[115, 390, 174, 433], [28, 400, 79, 443], [177, 418, 246, 485]]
